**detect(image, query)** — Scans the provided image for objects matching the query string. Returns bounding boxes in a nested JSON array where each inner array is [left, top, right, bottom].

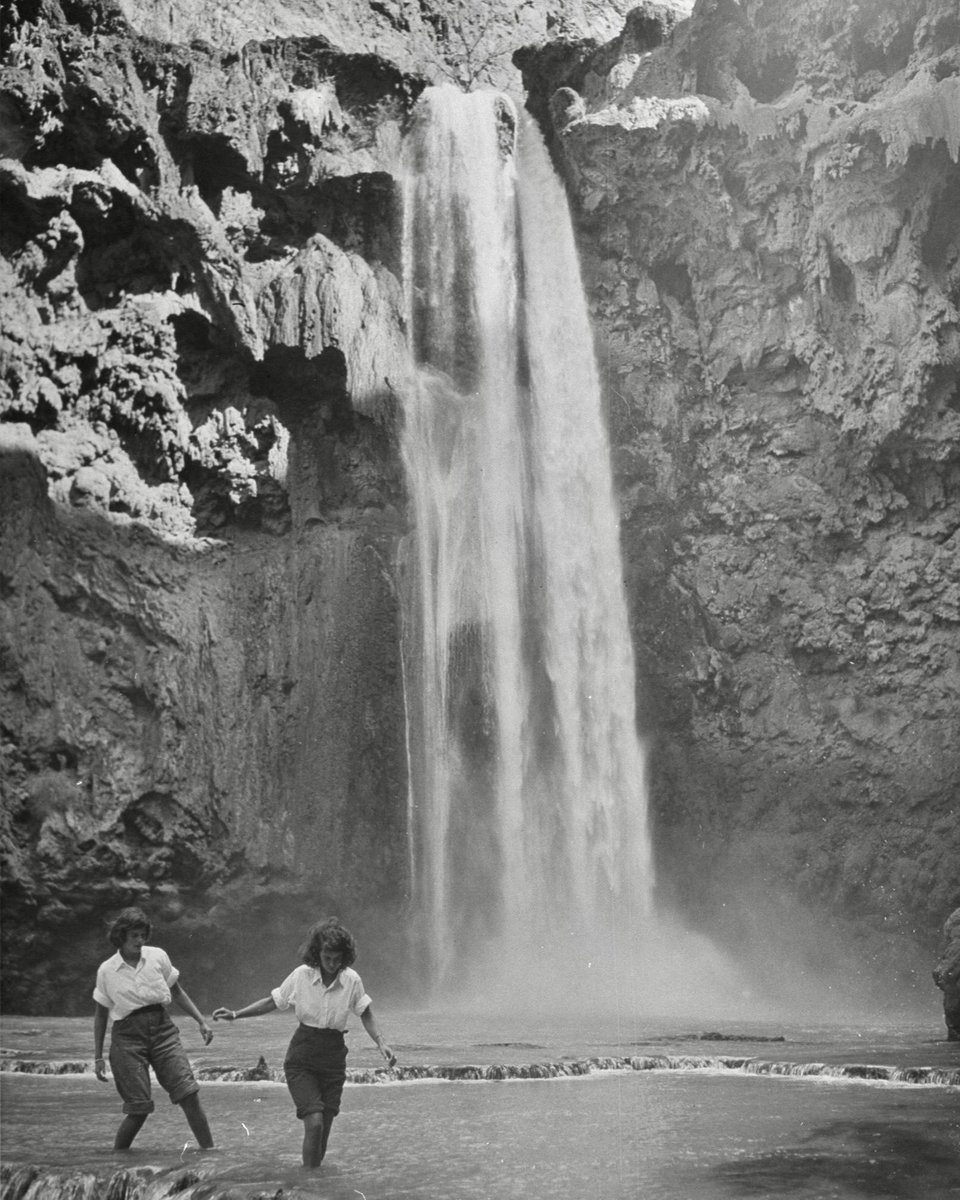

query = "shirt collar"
[[111, 950, 143, 971], [308, 965, 344, 990]]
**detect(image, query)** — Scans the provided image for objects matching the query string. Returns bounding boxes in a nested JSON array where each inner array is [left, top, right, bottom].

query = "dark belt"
[[122, 1003, 165, 1019]]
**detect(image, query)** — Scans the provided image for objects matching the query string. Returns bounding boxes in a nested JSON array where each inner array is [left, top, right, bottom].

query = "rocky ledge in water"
[[4, 1053, 957, 1087], [2, 1163, 248, 1200]]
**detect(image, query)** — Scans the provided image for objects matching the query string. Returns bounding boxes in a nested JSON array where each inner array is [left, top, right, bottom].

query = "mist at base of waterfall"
[[412, 904, 940, 1031]]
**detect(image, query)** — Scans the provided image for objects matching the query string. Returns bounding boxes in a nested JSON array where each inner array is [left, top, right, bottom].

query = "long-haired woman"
[[213, 917, 395, 1169]]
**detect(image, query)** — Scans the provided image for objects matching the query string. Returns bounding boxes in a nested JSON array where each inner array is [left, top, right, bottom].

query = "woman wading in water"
[[213, 917, 395, 1168], [93, 906, 214, 1151]]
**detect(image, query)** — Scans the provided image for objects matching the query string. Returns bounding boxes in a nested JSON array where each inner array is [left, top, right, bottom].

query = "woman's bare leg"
[[180, 1092, 214, 1148], [301, 1111, 325, 1168], [320, 1111, 335, 1161], [114, 1113, 148, 1149]]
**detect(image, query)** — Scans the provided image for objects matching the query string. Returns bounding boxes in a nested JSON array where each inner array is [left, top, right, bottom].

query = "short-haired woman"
[[93, 906, 214, 1150], [213, 916, 395, 1169]]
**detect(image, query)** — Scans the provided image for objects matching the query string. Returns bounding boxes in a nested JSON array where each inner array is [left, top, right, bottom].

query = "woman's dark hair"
[[108, 906, 151, 948], [301, 917, 357, 969]]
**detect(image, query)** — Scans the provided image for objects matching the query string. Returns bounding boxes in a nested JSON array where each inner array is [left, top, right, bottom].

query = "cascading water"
[[400, 86, 653, 998]]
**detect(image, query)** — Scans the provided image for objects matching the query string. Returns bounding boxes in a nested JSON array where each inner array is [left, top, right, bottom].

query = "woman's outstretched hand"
[[212, 1007, 236, 1022]]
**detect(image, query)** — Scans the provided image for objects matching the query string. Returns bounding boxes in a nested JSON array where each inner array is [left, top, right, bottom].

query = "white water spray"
[[400, 87, 653, 997]]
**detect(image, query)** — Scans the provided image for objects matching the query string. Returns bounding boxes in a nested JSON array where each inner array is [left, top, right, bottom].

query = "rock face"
[[1, 0, 417, 1010], [1, 0, 958, 1011], [518, 0, 960, 990], [110, 0, 665, 85], [1, 0, 658, 1011]]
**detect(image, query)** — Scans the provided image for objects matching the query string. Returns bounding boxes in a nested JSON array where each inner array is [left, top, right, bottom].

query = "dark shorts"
[[283, 1025, 347, 1120], [109, 1006, 199, 1115]]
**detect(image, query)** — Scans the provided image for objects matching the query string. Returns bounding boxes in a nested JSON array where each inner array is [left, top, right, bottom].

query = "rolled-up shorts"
[[283, 1025, 347, 1119], [109, 1005, 200, 1115]]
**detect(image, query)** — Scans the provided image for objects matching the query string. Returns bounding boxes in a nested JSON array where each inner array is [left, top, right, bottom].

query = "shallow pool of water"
[[2, 1013, 958, 1199]]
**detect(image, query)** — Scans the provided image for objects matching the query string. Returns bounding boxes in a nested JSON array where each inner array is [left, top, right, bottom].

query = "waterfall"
[[400, 86, 653, 999]]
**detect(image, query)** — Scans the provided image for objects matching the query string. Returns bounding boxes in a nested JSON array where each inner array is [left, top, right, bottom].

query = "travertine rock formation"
[[1, 0, 957, 1011]]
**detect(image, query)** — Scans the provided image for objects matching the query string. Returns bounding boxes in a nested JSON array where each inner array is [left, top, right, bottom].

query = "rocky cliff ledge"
[[1, 0, 958, 1012]]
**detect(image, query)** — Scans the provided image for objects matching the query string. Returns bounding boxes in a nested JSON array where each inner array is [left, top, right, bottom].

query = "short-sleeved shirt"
[[271, 964, 371, 1030], [93, 946, 179, 1021]]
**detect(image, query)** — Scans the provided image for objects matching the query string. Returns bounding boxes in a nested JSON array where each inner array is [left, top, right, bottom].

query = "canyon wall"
[[1, 0, 420, 1010], [1, 0, 957, 1013], [519, 0, 960, 998]]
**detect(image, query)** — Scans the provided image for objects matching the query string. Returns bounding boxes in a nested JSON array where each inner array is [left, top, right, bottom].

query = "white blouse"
[[271, 964, 371, 1031], [93, 946, 178, 1020]]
